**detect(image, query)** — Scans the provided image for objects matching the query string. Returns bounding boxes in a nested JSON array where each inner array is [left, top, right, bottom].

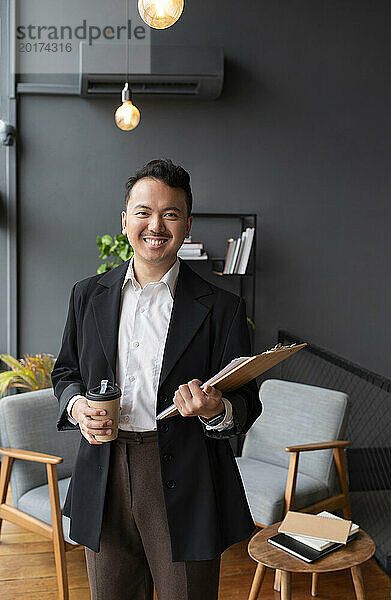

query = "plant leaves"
[[101, 235, 112, 246], [0, 371, 18, 397], [96, 232, 133, 273], [0, 353, 22, 371], [0, 352, 56, 397]]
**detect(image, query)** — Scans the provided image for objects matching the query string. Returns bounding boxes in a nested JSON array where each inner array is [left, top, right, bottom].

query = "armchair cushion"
[[236, 457, 329, 526], [242, 379, 349, 490], [17, 476, 78, 545]]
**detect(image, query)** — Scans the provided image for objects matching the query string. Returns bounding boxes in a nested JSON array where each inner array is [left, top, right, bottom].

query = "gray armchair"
[[236, 379, 351, 598], [0, 388, 81, 600]]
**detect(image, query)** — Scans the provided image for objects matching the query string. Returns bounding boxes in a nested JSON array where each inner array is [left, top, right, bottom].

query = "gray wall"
[[15, 0, 391, 377]]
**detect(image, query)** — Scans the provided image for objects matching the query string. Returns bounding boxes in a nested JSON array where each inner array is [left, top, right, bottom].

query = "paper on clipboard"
[[156, 342, 307, 420]]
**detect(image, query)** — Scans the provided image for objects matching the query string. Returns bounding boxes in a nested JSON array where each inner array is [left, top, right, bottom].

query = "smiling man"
[[123, 176, 192, 286], [51, 158, 262, 600]]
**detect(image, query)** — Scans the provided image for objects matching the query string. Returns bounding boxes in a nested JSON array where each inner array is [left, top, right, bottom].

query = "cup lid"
[[86, 382, 121, 401]]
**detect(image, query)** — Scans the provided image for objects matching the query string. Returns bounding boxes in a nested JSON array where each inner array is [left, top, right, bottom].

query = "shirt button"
[[166, 480, 176, 489], [139, 307, 145, 313], [128, 375, 135, 382], [133, 341, 139, 348], [163, 453, 172, 462], [121, 415, 130, 423]]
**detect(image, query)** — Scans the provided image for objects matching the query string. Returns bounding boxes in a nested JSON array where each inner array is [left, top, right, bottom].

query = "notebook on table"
[[267, 531, 358, 563], [285, 511, 359, 551], [268, 510, 359, 563]]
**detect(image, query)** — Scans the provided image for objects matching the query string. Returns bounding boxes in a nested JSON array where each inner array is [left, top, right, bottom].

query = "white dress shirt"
[[67, 257, 234, 432]]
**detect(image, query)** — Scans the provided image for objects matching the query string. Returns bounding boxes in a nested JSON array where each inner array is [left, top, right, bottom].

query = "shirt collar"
[[122, 256, 180, 299]]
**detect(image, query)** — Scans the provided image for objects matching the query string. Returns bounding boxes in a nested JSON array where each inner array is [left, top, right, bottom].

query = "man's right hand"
[[71, 397, 112, 445]]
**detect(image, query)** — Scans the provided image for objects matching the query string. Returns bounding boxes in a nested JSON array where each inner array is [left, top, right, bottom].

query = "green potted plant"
[[0, 353, 55, 398], [96, 233, 133, 273]]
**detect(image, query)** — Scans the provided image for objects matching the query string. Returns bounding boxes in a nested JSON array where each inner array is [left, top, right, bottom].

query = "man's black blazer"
[[51, 258, 262, 561]]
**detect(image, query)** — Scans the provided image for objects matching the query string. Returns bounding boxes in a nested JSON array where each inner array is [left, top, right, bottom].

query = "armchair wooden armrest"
[[0, 447, 63, 465], [283, 440, 351, 520], [284, 440, 350, 453], [0, 443, 81, 600]]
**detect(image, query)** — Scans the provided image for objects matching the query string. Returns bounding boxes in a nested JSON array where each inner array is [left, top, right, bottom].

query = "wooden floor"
[[1, 514, 391, 599]]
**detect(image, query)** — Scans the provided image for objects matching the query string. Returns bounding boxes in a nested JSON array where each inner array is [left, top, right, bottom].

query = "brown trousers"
[[84, 430, 220, 600]]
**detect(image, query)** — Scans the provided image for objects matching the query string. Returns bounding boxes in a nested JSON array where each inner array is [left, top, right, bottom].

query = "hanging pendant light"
[[115, 83, 141, 131], [114, 1, 141, 130], [138, 0, 184, 29]]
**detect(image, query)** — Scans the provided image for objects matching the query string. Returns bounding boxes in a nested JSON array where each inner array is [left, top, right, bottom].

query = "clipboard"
[[156, 342, 307, 420]]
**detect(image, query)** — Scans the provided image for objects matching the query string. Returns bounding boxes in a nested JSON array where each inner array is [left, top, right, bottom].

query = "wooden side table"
[[247, 522, 376, 600]]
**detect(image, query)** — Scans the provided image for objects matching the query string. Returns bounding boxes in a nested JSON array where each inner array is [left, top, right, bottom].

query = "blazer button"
[[167, 480, 176, 489], [163, 453, 172, 462], [160, 423, 169, 433]]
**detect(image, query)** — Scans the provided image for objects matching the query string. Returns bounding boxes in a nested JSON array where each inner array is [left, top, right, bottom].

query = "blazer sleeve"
[[201, 297, 262, 440], [51, 282, 86, 431]]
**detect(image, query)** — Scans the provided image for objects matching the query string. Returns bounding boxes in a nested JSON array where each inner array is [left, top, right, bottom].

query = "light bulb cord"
[[126, 0, 129, 86]]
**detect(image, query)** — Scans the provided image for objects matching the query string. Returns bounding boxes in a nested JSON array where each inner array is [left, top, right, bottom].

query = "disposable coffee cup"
[[86, 380, 121, 442]]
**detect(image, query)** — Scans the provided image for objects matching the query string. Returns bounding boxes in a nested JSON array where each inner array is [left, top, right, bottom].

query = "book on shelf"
[[179, 253, 208, 260], [223, 238, 234, 274], [237, 227, 255, 274], [180, 241, 204, 250], [178, 248, 203, 256], [284, 511, 359, 551], [229, 238, 241, 274], [178, 238, 208, 260], [224, 237, 239, 274], [234, 231, 247, 273], [222, 227, 255, 275]]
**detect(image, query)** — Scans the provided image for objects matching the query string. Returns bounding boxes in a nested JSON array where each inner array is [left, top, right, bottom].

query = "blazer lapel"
[[90, 258, 214, 389], [158, 260, 214, 389], [91, 259, 130, 381]]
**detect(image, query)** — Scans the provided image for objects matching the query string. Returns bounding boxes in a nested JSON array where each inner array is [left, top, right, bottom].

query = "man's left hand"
[[173, 379, 224, 419]]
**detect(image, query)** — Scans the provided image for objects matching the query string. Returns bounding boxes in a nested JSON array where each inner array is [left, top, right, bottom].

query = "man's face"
[[122, 177, 192, 269]]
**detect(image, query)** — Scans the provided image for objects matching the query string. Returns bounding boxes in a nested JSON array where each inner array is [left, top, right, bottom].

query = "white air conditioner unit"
[[79, 45, 224, 100]]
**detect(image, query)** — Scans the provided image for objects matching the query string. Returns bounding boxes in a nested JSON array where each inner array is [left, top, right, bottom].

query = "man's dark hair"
[[125, 158, 193, 216]]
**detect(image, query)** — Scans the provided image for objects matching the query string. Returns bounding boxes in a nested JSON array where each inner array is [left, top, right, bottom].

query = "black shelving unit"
[[182, 212, 257, 345]]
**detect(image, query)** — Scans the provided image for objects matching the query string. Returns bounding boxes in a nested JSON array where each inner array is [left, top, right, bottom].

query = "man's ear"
[[186, 215, 193, 237]]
